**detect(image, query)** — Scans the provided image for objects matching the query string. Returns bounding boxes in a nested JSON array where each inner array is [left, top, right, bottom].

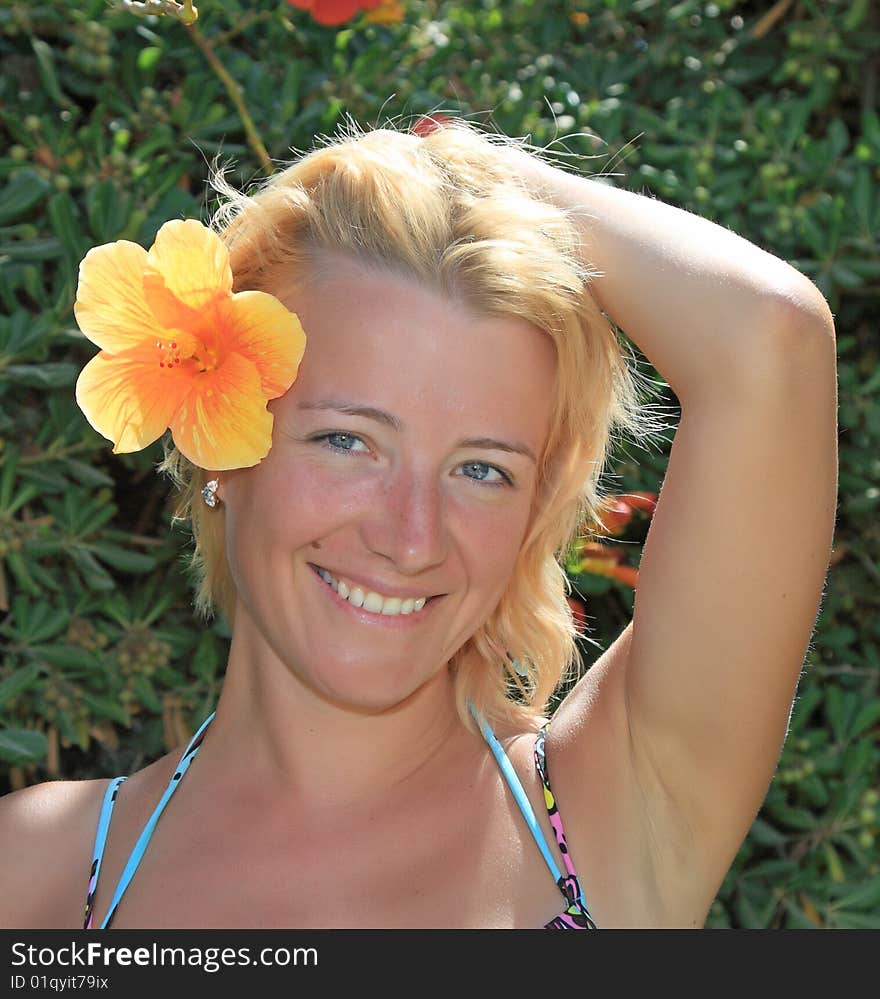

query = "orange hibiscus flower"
[[74, 219, 306, 471], [286, 0, 383, 26]]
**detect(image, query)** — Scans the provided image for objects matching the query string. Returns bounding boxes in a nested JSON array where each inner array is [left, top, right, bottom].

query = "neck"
[[190, 622, 474, 813]]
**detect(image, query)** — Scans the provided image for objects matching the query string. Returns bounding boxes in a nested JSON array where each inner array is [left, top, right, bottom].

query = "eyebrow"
[[297, 400, 537, 463]]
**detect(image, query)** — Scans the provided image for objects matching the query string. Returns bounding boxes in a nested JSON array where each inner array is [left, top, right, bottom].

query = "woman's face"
[[220, 255, 557, 712]]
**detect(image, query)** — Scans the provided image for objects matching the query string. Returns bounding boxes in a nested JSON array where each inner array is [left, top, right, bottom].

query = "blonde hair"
[[160, 115, 665, 733]]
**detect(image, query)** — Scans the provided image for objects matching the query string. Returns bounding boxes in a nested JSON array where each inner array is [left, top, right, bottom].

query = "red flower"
[[286, 0, 383, 26], [567, 596, 587, 632], [412, 113, 451, 137]]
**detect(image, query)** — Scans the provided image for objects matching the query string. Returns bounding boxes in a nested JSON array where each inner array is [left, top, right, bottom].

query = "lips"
[[309, 563, 439, 598], [309, 563, 441, 619]]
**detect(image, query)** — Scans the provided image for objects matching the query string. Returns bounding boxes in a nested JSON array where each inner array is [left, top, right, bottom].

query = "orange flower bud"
[[365, 1, 405, 25], [610, 565, 639, 588]]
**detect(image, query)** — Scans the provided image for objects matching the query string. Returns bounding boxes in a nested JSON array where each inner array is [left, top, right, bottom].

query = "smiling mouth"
[[309, 564, 438, 617]]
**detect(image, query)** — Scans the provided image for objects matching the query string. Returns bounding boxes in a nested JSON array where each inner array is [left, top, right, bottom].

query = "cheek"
[[223, 455, 371, 556], [450, 493, 532, 589]]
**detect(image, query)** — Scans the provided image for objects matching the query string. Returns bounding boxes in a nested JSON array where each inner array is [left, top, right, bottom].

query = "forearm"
[[507, 149, 832, 400]]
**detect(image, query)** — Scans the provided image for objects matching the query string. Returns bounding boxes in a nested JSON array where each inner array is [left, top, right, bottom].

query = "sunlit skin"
[[198, 254, 558, 804]]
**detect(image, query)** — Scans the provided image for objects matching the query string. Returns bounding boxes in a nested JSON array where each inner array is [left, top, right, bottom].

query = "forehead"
[[270, 257, 558, 444]]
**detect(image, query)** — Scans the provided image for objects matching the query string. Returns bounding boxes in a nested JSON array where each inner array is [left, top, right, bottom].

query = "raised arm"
[[506, 147, 838, 923]]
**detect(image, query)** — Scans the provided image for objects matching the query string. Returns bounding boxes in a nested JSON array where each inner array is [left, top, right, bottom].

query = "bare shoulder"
[[0, 777, 109, 928]]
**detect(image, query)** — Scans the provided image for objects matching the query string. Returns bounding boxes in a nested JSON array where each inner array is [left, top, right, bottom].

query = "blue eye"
[[316, 432, 368, 453], [460, 462, 513, 487]]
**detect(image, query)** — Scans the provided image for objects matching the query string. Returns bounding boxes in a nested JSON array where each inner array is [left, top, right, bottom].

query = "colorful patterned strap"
[[535, 723, 597, 929]]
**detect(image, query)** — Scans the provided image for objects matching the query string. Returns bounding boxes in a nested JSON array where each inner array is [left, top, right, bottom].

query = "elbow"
[[768, 281, 837, 346], [757, 284, 839, 392]]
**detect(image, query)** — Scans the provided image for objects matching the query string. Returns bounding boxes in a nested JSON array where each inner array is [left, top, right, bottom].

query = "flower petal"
[[143, 219, 233, 327], [74, 241, 165, 353], [218, 290, 307, 400], [168, 353, 275, 470], [76, 344, 193, 454], [309, 1, 365, 26]]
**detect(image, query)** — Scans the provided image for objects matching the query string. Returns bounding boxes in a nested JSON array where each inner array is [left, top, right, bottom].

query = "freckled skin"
[[219, 256, 558, 714]]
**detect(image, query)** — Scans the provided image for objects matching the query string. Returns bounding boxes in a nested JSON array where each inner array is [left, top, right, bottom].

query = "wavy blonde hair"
[[159, 115, 664, 733]]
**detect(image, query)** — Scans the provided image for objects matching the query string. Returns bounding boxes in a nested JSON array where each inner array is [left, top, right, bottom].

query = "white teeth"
[[315, 567, 429, 616], [363, 591, 384, 613]]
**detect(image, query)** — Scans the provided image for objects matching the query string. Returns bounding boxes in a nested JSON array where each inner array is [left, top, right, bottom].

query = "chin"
[[303, 660, 445, 717]]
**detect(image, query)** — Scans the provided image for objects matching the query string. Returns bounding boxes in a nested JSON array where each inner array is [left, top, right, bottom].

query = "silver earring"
[[202, 478, 220, 508]]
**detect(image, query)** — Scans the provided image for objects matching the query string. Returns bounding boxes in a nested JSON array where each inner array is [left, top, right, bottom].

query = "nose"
[[361, 465, 450, 575]]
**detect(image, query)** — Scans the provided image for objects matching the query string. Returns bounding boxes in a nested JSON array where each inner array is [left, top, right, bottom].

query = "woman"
[[0, 118, 838, 929]]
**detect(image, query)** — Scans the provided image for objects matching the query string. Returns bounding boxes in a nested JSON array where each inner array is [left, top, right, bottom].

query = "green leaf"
[[789, 685, 823, 730], [131, 673, 163, 713], [0, 664, 41, 709], [0, 237, 63, 262], [842, 736, 876, 779], [783, 899, 822, 929], [46, 192, 85, 267], [743, 858, 799, 880], [5, 550, 41, 596], [85, 181, 132, 243], [193, 631, 220, 683], [2, 363, 78, 388], [831, 911, 880, 929], [31, 38, 69, 108], [0, 171, 52, 226], [0, 445, 19, 509], [69, 547, 116, 591], [747, 817, 787, 847], [831, 875, 880, 912], [843, 0, 871, 30], [79, 690, 130, 726], [826, 118, 849, 160], [29, 644, 102, 671], [64, 460, 114, 489], [826, 684, 857, 742], [829, 262, 864, 289], [797, 774, 830, 809], [764, 801, 818, 831], [851, 700, 880, 738], [86, 543, 157, 574], [0, 727, 47, 764], [14, 598, 69, 644], [735, 883, 774, 929]]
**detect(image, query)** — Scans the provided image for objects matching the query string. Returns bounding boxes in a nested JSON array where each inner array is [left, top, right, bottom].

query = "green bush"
[[0, 0, 877, 927]]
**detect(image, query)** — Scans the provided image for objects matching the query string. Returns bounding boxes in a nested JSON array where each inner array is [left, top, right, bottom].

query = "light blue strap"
[[467, 701, 563, 884], [86, 774, 127, 927], [92, 775, 127, 870], [99, 710, 216, 929]]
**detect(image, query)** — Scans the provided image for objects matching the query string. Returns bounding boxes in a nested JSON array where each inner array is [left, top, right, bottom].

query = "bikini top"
[[83, 709, 597, 930]]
